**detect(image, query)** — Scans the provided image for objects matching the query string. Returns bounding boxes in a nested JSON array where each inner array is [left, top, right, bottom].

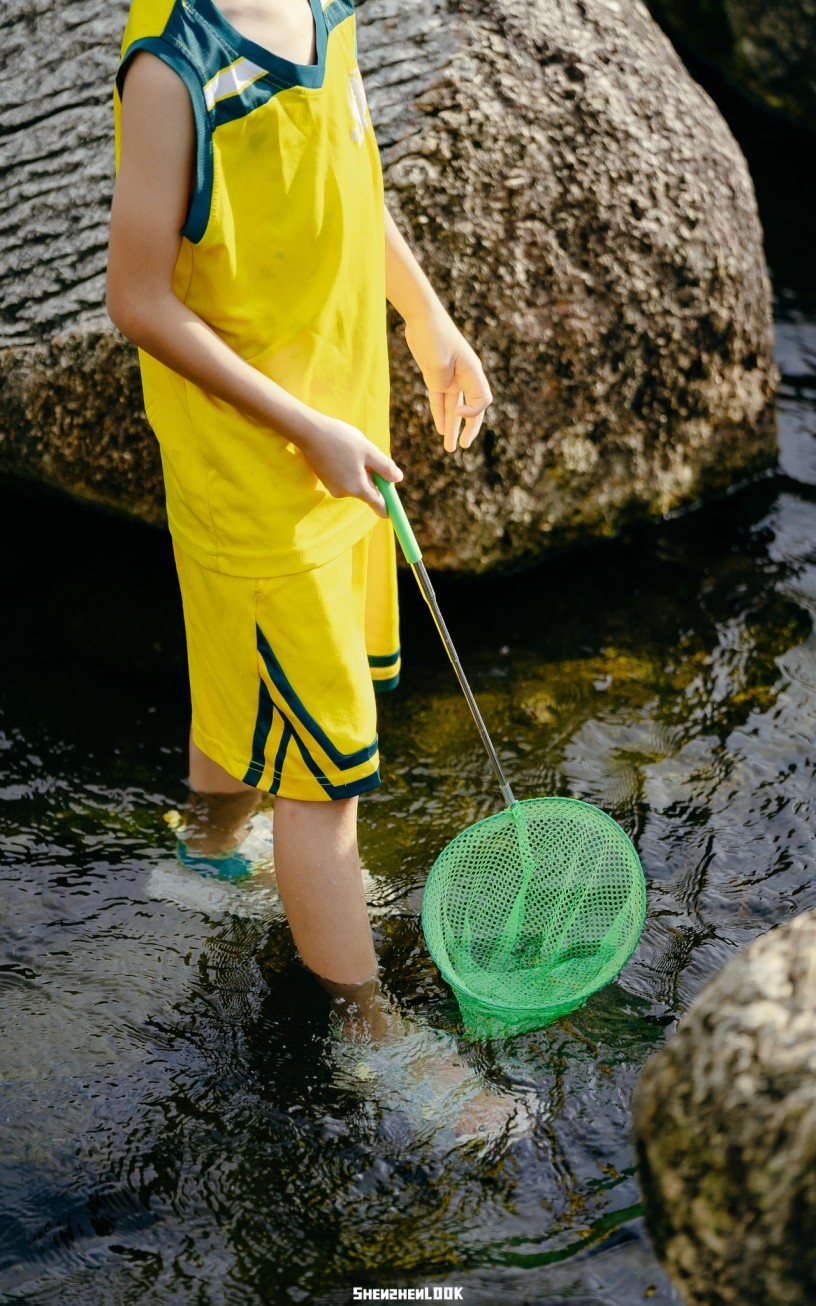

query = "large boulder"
[[646, 0, 816, 131], [632, 912, 816, 1305], [0, 0, 776, 572], [0, 0, 164, 520]]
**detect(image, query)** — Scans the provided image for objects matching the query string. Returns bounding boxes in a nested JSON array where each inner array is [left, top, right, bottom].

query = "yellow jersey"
[[114, 0, 389, 576]]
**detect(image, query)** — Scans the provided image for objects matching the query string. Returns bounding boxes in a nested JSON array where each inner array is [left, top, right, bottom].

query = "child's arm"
[[107, 52, 401, 516], [384, 208, 493, 453]]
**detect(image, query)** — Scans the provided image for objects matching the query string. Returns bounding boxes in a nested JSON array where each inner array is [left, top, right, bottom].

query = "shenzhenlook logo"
[[352, 1290, 464, 1301]]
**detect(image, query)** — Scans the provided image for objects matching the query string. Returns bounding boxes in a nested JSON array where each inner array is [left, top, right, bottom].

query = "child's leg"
[[172, 539, 383, 977], [184, 734, 261, 856], [189, 733, 256, 795], [273, 795, 377, 986]]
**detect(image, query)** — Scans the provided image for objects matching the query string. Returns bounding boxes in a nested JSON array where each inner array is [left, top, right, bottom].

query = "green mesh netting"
[[422, 797, 646, 1039]]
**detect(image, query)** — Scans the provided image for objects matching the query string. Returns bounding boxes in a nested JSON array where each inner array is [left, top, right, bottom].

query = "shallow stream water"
[[2, 359, 816, 1303], [3, 65, 816, 1306]]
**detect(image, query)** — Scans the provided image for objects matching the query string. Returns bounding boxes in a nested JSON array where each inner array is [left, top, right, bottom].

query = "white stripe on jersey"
[[203, 57, 267, 111]]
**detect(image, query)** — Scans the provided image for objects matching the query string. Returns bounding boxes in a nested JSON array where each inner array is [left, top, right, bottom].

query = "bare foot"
[[324, 976, 531, 1145], [448, 1088, 528, 1143]]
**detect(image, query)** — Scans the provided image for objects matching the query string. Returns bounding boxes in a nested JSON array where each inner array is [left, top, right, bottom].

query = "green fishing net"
[[422, 797, 646, 1039]]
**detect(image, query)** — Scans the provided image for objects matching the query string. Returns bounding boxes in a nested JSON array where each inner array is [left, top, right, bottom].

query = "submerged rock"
[[0, 0, 776, 572], [632, 912, 816, 1305], [647, 0, 816, 131]]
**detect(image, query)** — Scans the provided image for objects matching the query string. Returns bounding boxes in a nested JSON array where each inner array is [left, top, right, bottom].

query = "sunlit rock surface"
[[647, 0, 816, 131], [0, 0, 777, 571], [633, 912, 816, 1306]]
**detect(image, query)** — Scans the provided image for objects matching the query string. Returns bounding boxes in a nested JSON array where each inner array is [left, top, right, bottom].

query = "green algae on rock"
[[0, 0, 777, 571]]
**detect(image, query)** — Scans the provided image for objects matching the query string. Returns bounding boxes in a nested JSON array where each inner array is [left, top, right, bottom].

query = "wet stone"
[[632, 911, 816, 1306]]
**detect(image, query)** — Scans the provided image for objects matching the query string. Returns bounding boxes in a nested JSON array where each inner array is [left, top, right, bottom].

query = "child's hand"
[[383, 206, 493, 453], [404, 311, 493, 453], [297, 415, 403, 517]]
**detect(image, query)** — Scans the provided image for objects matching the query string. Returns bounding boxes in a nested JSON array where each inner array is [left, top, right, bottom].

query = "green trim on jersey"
[[117, 35, 213, 242], [255, 625, 379, 771], [116, 0, 355, 243], [243, 627, 382, 798], [367, 648, 401, 669]]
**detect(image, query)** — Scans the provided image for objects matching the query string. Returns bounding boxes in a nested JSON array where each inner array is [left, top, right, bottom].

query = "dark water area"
[[2, 69, 816, 1306]]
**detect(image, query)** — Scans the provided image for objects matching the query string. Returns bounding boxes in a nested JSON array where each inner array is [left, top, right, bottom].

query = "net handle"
[[372, 472, 515, 808]]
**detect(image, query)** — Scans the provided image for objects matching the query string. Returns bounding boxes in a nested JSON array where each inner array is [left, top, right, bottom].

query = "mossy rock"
[[646, 0, 816, 131]]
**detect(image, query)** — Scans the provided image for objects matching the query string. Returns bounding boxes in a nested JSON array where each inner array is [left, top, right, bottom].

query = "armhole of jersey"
[[323, 0, 355, 39], [116, 38, 213, 245]]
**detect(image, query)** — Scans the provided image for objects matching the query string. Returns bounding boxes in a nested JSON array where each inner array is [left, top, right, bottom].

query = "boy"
[[107, 0, 492, 995]]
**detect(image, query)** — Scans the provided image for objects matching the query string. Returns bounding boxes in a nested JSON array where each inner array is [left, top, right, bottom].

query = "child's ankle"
[[317, 971, 409, 1043], [182, 789, 262, 856]]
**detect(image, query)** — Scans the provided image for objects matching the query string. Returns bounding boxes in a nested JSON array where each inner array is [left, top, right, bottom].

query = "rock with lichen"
[[632, 911, 816, 1305], [0, 0, 777, 572]]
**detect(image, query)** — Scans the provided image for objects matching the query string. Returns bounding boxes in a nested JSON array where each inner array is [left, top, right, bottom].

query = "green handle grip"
[[372, 472, 423, 565]]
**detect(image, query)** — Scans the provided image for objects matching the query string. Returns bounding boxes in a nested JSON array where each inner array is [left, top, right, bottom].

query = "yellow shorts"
[[174, 518, 400, 801]]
